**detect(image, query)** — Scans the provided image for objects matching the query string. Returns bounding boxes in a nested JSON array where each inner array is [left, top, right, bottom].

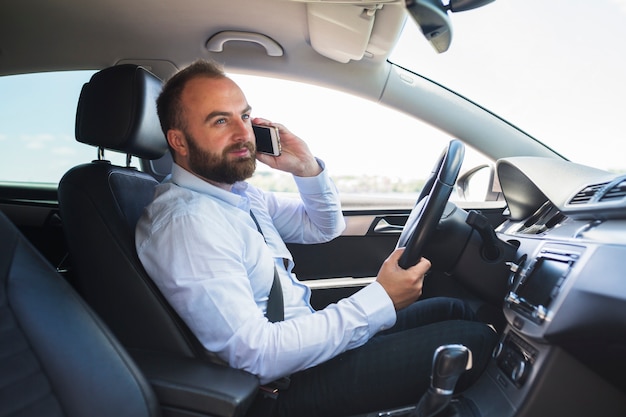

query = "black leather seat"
[[57, 65, 259, 417], [57, 64, 203, 357], [0, 210, 160, 417]]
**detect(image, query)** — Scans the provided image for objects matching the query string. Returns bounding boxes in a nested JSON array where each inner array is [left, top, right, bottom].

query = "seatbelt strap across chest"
[[249, 210, 284, 323]]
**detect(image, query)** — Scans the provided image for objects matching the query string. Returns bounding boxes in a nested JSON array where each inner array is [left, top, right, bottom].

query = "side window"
[[230, 74, 490, 209], [0, 71, 126, 184]]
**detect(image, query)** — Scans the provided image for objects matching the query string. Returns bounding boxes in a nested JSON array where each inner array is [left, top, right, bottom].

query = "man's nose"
[[233, 120, 252, 141]]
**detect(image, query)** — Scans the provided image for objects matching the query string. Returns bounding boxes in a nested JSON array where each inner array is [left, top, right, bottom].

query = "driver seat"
[[57, 64, 259, 416], [57, 64, 205, 358]]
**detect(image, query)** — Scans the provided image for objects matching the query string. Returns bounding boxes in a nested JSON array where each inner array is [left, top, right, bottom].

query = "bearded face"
[[185, 130, 257, 185]]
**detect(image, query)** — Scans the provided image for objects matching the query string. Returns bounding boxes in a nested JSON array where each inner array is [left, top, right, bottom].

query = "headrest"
[[75, 65, 168, 160]]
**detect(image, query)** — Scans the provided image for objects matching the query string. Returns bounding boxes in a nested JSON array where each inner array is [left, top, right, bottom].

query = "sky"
[[390, 0, 626, 172], [1, 0, 625, 183]]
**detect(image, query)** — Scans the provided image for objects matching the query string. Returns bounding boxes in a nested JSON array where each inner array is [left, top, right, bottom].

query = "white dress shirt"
[[136, 162, 396, 384]]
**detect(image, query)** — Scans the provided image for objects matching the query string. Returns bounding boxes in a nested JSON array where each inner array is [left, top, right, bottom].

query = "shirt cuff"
[[351, 281, 397, 336], [293, 158, 332, 195]]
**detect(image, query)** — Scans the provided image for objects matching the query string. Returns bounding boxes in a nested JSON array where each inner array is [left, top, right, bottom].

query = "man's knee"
[[426, 296, 477, 321], [449, 297, 478, 320]]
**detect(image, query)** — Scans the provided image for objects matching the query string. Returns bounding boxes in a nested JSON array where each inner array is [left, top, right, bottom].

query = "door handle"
[[373, 218, 404, 234]]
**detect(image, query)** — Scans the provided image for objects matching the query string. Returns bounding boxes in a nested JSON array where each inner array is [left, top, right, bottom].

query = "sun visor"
[[305, 2, 404, 63]]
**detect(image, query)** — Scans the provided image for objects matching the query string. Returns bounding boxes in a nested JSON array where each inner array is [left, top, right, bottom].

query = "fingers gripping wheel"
[[397, 140, 465, 269]]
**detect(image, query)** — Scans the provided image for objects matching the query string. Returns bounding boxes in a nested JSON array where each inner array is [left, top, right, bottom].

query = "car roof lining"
[[0, 0, 403, 76]]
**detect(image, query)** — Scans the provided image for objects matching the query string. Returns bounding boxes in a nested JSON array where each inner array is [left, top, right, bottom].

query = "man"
[[136, 59, 497, 417]]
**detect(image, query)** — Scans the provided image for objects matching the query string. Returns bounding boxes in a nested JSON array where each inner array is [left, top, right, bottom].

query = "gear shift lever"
[[410, 344, 473, 417]]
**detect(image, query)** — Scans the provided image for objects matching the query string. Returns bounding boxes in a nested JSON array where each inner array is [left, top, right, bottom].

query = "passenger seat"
[[0, 210, 160, 417]]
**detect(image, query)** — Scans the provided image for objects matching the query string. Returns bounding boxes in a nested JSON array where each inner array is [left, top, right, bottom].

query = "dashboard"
[[465, 157, 626, 416]]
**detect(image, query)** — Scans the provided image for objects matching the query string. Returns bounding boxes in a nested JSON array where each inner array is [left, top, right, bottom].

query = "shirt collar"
[[169, 162, 250, 210]]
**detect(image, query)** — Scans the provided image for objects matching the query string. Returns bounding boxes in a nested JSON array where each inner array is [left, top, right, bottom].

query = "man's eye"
[[242, 114, 251, 121], [215, 118, 226, 125]]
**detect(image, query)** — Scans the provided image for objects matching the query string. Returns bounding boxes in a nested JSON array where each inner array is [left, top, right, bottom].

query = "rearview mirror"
[[405, 0, 495, 53]]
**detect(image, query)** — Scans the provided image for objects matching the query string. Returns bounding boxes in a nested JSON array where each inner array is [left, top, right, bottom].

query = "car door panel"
[[0, 184, 67, 270], [290, 205, 508, 309]]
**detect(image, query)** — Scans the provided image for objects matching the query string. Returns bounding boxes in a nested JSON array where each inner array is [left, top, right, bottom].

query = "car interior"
[[2, 0, 626, 416]]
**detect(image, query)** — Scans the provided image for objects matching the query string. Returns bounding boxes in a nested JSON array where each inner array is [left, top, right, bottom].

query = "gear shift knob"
[[411, 344, 472, 417], [431, 344, 472, 394]]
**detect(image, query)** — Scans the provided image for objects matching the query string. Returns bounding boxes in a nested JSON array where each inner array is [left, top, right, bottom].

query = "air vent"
[[599, 179, 626, 202], [569, 182, 608, 204], [515, 201, 566, 234]]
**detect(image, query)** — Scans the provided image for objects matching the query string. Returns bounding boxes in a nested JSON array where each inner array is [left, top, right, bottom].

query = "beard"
[[185, 131, 256, 185]]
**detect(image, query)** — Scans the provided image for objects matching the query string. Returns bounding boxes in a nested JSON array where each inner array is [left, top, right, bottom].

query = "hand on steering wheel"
[[396, 140, 465, 269]]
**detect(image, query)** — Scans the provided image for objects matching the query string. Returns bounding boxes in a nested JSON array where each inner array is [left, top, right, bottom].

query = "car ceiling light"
[[405, 0, 495, 53]]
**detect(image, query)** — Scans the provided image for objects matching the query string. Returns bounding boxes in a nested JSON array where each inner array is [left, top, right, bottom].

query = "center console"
[[462, 241, 626, 416], [505, 243, 581, 328], [493, 243, 583, 389], [356, 238, 626, 417]]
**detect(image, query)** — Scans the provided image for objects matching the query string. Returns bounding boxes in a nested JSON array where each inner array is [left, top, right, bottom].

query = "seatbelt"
[[249, 210, 284, 323], [247, 210, 291, 416]]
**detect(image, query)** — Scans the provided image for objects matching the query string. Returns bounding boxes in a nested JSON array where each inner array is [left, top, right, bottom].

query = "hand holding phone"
[[252, 119, 321, 177], [253, 124, 281, 156]]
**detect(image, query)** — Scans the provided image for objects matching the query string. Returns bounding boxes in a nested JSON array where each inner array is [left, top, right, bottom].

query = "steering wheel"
[[397, 140, 465, 269]]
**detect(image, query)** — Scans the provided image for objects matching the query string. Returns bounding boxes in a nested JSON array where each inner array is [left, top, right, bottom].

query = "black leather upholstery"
[[56, 65, 259, 417], [58, 65, 205, 357], [0, 210, 160, 417]]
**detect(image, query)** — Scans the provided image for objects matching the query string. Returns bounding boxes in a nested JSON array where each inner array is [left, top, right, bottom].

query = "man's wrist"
[[294, 158, 322, 177]]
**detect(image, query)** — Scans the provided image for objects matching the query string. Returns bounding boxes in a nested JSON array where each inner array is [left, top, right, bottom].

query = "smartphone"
[[253, 124, 281, 156]]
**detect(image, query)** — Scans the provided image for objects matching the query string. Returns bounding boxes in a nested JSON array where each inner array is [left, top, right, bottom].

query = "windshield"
[[390, 0, 626, 173]]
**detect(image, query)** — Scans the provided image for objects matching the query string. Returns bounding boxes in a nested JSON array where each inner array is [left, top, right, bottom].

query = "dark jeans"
[[276, 297, 498, 417]]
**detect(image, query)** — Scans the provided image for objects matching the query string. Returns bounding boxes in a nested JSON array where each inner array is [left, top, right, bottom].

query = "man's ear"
[[166, 129, 187, 157]]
